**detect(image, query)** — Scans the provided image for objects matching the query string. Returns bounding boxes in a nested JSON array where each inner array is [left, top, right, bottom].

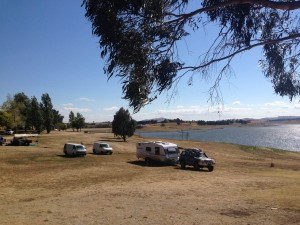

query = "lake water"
[[137, 124, 300, 152]]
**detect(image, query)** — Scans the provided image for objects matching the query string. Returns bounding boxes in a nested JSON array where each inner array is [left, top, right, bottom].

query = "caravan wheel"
[[145, 158, 150, 165]]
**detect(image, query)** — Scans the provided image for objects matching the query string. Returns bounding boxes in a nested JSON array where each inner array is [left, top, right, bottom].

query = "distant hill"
[[250, 116, 300, 123], [137, 116, 300, 124]]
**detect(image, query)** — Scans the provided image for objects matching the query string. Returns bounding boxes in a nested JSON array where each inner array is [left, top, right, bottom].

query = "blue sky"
[[1, 0, 299, 122]]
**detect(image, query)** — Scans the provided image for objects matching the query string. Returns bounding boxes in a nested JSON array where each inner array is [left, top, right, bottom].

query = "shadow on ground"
[[96, 138, 125, 143], [56, 154, 86, 158], [174, 166, 211, 172], [127, 160, 176, 167]]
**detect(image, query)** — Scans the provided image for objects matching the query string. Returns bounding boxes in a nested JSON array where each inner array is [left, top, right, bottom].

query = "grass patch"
[[239, 144, 289, 154], [6, 153, 93, 166]]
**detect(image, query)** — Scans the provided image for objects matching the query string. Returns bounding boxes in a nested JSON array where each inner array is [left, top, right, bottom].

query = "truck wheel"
[[194, 162, 200, 171], [208, 166, 214, 172], [93, 149, 96, 154], [180, 161, 186, 169]]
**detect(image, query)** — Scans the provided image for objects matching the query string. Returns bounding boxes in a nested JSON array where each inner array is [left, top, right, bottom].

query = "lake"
[[137, 124, 300, 152]]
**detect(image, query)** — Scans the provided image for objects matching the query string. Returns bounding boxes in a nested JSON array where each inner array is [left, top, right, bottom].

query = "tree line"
[[197, 119, 249, 126], [68, 111, 86, 132], [0, 92, 65, 134]]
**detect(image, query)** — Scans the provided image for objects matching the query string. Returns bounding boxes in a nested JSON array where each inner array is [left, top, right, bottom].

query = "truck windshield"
[[76, 146, 85, 150], [194, 152, 203, 157]]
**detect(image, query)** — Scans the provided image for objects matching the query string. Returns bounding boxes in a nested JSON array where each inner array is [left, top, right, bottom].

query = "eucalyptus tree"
[[69, 111, 75, 131], [29, 96, 44, 134], [52, 109, 64, 128], [74, 112, 85, 132], [83, 0, 300, 112], [112, 107, 136, 141], [1, 95, 22, 129], [40, 93, 54, 133], [13, 92, 31, 130], [68, 111, 86, 132], [0, 111, 13, 129]]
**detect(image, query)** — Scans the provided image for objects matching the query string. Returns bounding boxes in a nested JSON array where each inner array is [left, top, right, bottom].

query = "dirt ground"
[[0, 130, 300, 225]]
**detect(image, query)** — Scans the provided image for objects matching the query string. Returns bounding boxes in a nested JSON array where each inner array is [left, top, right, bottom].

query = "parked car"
[[5, 129, 14, 135], [63, 143, 87, 156], [0, 135, 6, 145], [10, 134, 39, 146], [136, 141, 180, 164], [92, 142, 113, 155], [179, 148, 215, 171]]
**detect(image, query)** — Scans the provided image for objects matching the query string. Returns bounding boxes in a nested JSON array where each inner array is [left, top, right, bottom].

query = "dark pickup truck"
[[11, 136, 32, 146], [179, 148, 215, 172]]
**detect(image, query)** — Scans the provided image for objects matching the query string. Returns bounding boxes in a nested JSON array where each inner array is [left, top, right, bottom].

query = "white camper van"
[[136, 141, 179, 164], [92, 142, 113, 155], [63, 143, 87, 156]]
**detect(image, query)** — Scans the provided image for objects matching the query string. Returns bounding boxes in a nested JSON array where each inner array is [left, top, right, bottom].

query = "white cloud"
[[77, 97, 96, 102], [232, 101, 241, 105], [104, 106, 119, 111], [59, 100, 300, 123], [61, 103, 73, 107], [264, 101, 291, 108], [61, 107, 92, 113], [293, 100, 300, 108]]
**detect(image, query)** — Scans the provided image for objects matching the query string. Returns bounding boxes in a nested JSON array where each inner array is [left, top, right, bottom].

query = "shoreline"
[[136, 124, 300, 153]]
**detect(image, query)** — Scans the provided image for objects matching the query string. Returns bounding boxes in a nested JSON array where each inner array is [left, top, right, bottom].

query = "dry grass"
[[0, 128, 300, 225]]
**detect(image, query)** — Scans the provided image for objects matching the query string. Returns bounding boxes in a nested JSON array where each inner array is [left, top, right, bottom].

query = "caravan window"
[[146, 147, 151, 152], [155, 147, 160, 155]]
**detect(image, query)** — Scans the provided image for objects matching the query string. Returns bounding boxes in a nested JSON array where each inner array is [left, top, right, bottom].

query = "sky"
[[1, 0, 299, 123]]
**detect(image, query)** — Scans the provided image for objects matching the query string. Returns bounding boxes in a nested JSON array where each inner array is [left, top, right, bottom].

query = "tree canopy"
[[112, 107, 136, 141], [83, 0, 300, 112], [68, 111, 86, 132], [40, 93, 54, 134], [0, 92, 64, 133]]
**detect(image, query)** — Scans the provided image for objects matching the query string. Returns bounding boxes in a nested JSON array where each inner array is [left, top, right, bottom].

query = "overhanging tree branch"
[[83, 0, 300, 112], [181, 33, 300, 72], [167, 0, 300, 23]]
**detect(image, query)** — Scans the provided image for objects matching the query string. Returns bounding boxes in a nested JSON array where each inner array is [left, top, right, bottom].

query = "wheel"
[[145, 158, 151, 165], [194, 162, 200, 170], [109, 152, 113, 155], [208, 166, 214, 172], [180, 161, 186, 169], [93, 149, 96, 154]]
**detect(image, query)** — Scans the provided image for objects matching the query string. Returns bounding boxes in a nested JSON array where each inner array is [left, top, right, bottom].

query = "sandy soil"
[[0, 130, 300, 225]]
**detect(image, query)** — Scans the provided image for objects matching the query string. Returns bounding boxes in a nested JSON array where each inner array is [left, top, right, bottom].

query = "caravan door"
[[152, 146, 164, 161]]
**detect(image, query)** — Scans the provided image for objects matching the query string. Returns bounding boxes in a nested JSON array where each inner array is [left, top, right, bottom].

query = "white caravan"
[[136, 141, 179, 164]]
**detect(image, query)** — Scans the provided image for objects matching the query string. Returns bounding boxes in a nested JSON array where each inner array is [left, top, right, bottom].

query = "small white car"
[[63, 143, 87, 156], [92, 142, 113, 155], [5, 129, 14, 135]]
